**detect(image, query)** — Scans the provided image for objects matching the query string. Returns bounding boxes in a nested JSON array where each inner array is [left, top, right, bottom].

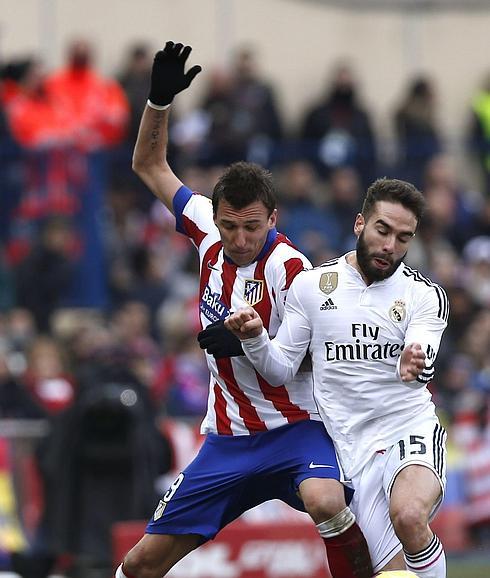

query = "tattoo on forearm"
[[150, 112, 164, 151]]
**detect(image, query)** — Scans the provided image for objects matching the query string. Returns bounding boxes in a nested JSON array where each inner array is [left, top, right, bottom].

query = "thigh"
[[258, 420, 350, 510], [270, 420, 346, 486], [350, 455, 402, 574], [225, 421, 345, 515], [125, 532, 201, 577], [146, 435, 250, 541]]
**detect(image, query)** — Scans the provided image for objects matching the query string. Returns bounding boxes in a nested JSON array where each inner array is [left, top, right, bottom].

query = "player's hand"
[[399, 343, 426, 382], [197, 320, 244, 359], [225, 307, 263, 340], [148, 41, 202, 106]]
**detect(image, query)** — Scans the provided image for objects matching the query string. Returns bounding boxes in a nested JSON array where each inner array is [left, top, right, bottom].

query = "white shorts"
[[349, 418, 447, 572]]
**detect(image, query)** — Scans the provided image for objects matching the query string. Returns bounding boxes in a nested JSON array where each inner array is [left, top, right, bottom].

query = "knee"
[[302, 490, 347, 524], [390, 501, 428, 543], [123, 546, 159, 578]]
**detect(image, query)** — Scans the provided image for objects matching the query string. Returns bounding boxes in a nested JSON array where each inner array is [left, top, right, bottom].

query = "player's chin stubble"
[[356, 231, 405, 283]]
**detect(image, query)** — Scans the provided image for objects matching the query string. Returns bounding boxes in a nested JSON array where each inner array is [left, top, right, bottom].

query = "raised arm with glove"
[[132, 41, 201, 211]]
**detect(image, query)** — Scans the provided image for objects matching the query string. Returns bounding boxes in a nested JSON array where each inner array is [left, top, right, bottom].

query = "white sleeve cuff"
[[147, 100, 171, 111], [241, 328, 269, 353], [395, 355, 403, 382]]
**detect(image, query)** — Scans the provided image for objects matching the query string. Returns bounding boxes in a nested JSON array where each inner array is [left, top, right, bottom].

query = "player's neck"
[[345, 252, 371, 286]]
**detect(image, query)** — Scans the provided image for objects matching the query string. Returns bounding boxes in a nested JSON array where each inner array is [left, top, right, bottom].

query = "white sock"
[[115, 564, 128, 578], [404, 534, 446, 577]]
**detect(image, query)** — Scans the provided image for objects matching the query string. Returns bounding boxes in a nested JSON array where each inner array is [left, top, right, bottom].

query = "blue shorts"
[[146, 420, 348, 541]]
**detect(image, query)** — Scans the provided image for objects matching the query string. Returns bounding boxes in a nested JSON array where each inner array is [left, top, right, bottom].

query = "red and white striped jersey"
[[173, 185, 321, 435]]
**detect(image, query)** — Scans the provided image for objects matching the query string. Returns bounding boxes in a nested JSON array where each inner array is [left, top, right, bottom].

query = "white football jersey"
[[242, 252, 449, 477], [173, 185, 320, 435]]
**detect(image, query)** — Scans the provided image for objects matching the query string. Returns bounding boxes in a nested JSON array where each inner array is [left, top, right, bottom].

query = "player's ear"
[[353, 213, 364, 237], [268, 208, 277, 229]]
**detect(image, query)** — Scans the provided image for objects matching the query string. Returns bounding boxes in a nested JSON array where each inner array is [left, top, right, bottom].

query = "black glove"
[[148, 41, 202, 107], [197, 320, 244, 359]]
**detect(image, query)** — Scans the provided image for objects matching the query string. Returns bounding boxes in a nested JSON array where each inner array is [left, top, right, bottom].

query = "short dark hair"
[[212, 162, 277, 216], [361, 177, 425, 224]]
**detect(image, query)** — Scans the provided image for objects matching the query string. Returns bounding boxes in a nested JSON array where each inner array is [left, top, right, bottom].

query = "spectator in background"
[[406, 154, 482, 276], [444, 284, 481, 350], [300, 63, 376, 186], [1, 59, 28, 107], [0, 248, 15, 312], [22, 335, 76, 416], [110, 300, 161, 387], [53, 310, 123, 389], [115, 43, 156, 207], [277, 160, 339, 264], [324, 166, 362, 253], [459, 309, 490, 394], [126, 245, 170, 328], [423, 154, 481, 252], [198, 68, 239, 165], [5, 308, 38, 375], [229, 46, 283, 165], [436, 353, 479, 423], [7, 332, 77, 578], [0, 60, 25, 245], [45, 38, 129, 151], [14, 217, 77, 332], [1, 58, 35, 149], [0, 349, 45, 419], [393, 76, 442, 188], [198, 47, 283, 166], [118, 43, 152, 145], [462, 236, 490, 308], [469, 72, 490, 197], [4, 58, 74, 149], [454, 309, 490, 544]]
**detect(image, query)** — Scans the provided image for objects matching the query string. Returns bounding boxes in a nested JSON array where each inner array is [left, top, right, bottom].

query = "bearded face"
[[355, 228, 406, 284], [356, 231, 406, 283], [351, 200, 418, 285]]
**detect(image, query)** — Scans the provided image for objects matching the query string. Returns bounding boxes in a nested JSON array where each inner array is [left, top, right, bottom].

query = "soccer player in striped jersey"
[[226, 178, 449, 577], [115, 42, 373, 578]]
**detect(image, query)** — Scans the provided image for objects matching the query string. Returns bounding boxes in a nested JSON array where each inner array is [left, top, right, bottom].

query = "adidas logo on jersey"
[[320, 298, 337, 310]]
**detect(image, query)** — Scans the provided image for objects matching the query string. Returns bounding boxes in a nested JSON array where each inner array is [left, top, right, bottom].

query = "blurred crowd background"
[[1, 1, 490, 577]]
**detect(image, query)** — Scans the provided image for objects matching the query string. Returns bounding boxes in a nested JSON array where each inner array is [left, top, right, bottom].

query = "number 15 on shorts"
[[398, 435, 426, 460]]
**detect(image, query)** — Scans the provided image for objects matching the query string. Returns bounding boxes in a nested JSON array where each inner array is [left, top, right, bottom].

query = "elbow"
[[132, 154, 170, 183], [258, 369, 291, 387], [132, 153, 149, 178]]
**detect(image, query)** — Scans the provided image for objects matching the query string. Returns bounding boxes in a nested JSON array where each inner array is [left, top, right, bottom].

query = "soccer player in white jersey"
[[226, 178, 449, 578], [115, 42, 373, 578]]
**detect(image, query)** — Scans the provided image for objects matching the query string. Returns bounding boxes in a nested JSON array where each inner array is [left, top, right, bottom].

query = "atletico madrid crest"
[[244, 279, 264, 306], [153, 499, 166, 521]]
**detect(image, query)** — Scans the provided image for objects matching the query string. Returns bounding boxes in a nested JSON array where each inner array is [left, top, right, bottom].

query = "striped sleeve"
[[173, 186, 216, 249], [268, 243, 312, 321], [403, 280, 449, 387]]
